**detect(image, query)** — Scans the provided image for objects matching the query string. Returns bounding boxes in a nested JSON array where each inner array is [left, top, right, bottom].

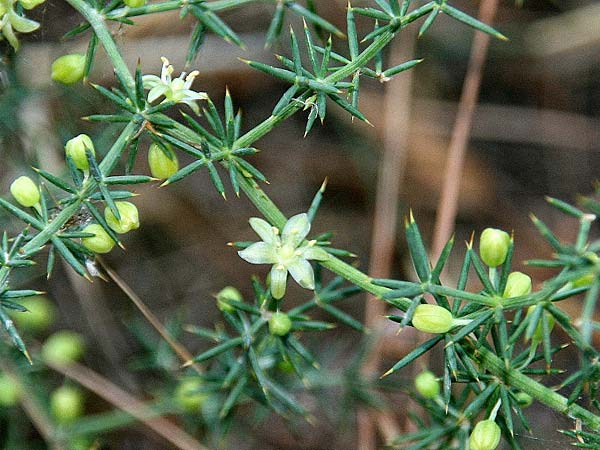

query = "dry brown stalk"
[[97, 257, 203, 374], [46, 360, 209, 450], [358, 28, 418, 449], [431, 0, 501, 261]]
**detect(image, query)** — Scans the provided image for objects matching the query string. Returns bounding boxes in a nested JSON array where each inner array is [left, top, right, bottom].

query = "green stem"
[[106, 0, 265, 19], [66, 0, 137, 102], [473, 344, 600, 430]]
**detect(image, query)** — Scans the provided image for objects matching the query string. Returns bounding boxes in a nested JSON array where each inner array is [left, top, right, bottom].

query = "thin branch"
[[96, 257, 203, 375], [46, 359, 209, 450], [431, 0, 500, 261]]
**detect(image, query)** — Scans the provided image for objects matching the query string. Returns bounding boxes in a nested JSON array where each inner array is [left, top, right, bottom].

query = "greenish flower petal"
[[2, 22, 19, 51], [301, 245, 329, 261], [147, 84, 168, 103], [287, 258, 315, 290], [182, 99, 201, 116], [238, 242, 277, 264], [8, 11, 39, 33], [142, 74, 161, 89], [282, 213, 310, 248], [249, 217, 278, 244], [270, 265, 288, 299]]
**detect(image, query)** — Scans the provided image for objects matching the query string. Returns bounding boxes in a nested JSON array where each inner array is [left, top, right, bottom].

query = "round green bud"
[[479, 228, 511, 267], [0, 373, 20, 406], [216, 286, 242, 313], [105, 202, 140, 234], [515, 391, 533, 407], [412, 304, 453, 334], [18, 0, 46, 9], [10, 295, 56, 333], [70, 438, 93, 450], [51, 54, 86, 85], [269, 311, 292, 336], [10, 176, 40, 207], [526, 305, 555, 343], [81, 224, 115, 254], [503, 272, 532, 298], [65, 134, 95, 171], [174, 378, 207, 413], [414, 370, 440, 399], [42, 331, 85, 366], [148, 143, 178, 180], [123, 0, 145, 6], [469, 420, 501, 450], [277, 360, 295, 374], [50, 386, 84, 424]]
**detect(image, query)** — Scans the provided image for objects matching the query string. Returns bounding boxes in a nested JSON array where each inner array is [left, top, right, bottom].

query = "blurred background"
[[1, 0, 599, 448]]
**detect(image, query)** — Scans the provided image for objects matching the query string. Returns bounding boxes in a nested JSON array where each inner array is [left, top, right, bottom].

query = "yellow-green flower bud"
[[269, 311, 292, 336], [81, 224, 115, 254], [469, 420, 501, 450], [0, 373, 20, 406], [515, 392, 533, 407], [277, 360, 295, 374], [526, 305, 555, 343], [51, 54, 86, 85], [503, 272, 532, 298], [412, 304, 453, 334], [148, 143, 178, 179], [175, 378, 207, 413], [123, 0, 145, 6], [18, 0, 46, 9], [414, 370, 440, 399], [479, 228, 510, 267], [10, 176, 40, 207], [216, 286, 242, 313], [42, 331, 85, 366], [572, 272, 594, 288], [105, 202, 140, 234], [50, 386, 84, 424], [65, 134, 95, 171], [10, 295, 55, 333]]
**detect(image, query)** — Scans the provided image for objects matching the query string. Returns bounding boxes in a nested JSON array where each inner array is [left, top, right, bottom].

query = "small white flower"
[[142, 57, 208, 115], [238, 213, 329, 299]]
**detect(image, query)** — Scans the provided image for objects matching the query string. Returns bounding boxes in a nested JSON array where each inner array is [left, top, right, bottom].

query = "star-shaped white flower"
[[142, 57, 208, 115], [238, 213, 329, 299]]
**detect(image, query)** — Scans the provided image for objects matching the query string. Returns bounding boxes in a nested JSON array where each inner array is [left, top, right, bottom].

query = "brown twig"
[[96, 257, 203, 374], [358, 28, 418, 449], [0, 358, 65, 450], [431, 0, 500, 261], [46, 359, 209, 450]]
